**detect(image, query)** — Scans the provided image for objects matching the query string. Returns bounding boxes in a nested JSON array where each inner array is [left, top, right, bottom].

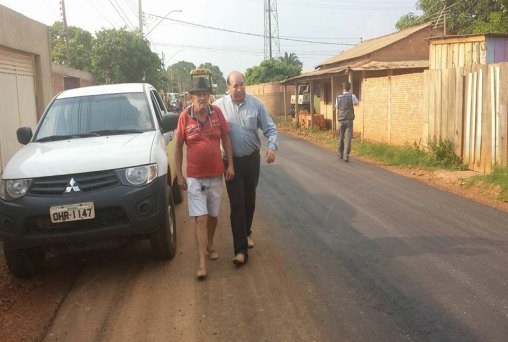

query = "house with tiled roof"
[[282, 23, 442, 145]]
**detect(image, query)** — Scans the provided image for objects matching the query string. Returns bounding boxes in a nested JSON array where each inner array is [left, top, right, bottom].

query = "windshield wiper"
[[35, 132, 102, 142], [90, 129, 143, 136]]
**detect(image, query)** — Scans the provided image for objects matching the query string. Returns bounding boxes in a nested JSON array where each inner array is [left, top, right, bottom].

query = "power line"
[[109, 0, 134, 29], [85, 0, 116, 28], [144, 12, 357, 46], [152, 41, 340, 58], [124, 0, 139, 17]]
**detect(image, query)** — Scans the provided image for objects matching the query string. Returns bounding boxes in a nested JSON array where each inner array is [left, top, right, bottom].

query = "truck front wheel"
[[150, 186, 177, 260], [3, 245, 45, 277]]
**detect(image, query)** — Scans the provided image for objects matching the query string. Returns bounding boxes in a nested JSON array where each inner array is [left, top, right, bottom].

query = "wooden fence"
[[423, 63, 508, 172]]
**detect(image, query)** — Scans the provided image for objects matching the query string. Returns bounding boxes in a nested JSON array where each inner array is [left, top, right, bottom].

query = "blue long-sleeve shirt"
[[214, 94, 278, 158]]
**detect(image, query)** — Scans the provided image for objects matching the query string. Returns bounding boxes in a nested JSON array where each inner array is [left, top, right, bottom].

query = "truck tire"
[[172, 178, 183, 204], [150, 186, 177, 260], [3, 245, 45, 277]]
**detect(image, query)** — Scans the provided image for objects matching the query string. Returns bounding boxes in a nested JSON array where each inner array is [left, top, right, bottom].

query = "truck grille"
[[29, 171, 119, 195], [26, 207, 129, 234]]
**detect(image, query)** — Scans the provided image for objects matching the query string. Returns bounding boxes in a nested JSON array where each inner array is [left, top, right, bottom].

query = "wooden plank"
[[441, 69, 449, 138], [480, 41, 488, 64], [448, 44, 454, 69], [458, 43, 465, 68], [447, 68, 456, 142], [474, 66, 483, 171], [464, 72, 472, 164], [429, 46, 435, 69], [465, 43, 473, 68], [430, 36, 486, 45], [455, 67, 465, 158], [494, 65, 501, 164], [473, 42, 481, 65], [471, 70, 478, 169], [436, 70, 443, 140], [435, 46, 442, 70], [441, 45, 448, 70], [499, 63, 508, 165], [490, 65, 498, 166], [481, 65, 491, 173]]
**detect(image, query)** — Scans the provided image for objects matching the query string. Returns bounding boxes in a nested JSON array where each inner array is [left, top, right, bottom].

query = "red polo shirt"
[[176, 105, 230, 178]]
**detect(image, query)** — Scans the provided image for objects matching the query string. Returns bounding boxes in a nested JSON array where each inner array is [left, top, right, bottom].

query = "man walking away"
[[336, 81, 359, 162]]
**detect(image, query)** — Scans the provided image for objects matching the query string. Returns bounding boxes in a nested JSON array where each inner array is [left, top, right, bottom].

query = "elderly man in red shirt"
[[175, 77, 234, 280]]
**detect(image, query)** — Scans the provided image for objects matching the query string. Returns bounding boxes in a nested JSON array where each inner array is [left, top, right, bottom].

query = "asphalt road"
[[44, 134, 508, 341]]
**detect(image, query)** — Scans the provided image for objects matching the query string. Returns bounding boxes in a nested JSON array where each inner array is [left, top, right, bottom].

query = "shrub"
[[425, 138, 466, 169]]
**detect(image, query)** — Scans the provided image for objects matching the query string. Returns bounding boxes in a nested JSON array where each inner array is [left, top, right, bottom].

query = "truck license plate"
[[50, 202, 95, 223]]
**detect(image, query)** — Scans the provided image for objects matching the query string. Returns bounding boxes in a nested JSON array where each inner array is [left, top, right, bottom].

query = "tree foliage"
[[198, 62, 227, 94], [49, 22, 94, 71], [278, 52, 303, 69], [396, 0, 508, 34], [92, 28, 164, 88], [245, 54, 302, 85], [167, 61, 196, 93]]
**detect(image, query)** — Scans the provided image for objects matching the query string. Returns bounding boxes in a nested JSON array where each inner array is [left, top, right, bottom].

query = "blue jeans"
[[337, 120, 353, 158]]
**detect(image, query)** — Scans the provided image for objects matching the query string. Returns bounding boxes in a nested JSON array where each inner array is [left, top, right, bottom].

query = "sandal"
[[207, 248, 219, 260], [196, 268, 207, 280]]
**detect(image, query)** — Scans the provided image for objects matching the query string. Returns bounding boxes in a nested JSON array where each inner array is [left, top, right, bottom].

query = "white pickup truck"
[[0, 83, 181, 277]]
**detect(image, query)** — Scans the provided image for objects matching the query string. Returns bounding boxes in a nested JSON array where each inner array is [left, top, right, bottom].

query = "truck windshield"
[[35, 93, 154, 141]]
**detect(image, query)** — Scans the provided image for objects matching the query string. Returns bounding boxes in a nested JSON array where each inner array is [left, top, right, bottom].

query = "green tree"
[[278, 52, 303, 69], [198, 63, 227, 94], [396, 0, 508, 34], [245, 58, 301, 85], [167, 61, 196, 93], [92, 28, 164, 88], [49, 22, 94, 71]]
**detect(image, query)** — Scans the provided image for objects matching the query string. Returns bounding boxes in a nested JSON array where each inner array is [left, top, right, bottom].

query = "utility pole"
[[268, 0, 272, 59], [264, 0, 280, 60], [60, 0, 71, 65], [139, 0, 143, 35]]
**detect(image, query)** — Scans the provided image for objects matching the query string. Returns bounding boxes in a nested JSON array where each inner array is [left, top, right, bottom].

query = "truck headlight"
[[124, 164, 158, 186], [0, 179, 30, 201]]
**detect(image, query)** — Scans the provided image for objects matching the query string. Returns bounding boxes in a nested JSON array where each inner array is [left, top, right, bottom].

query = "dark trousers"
[[225, 150, 260, 257], [337, 119, 353, 157]]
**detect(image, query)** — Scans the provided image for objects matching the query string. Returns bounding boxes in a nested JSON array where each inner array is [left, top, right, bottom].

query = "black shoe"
[[344, 156, 349, 162]]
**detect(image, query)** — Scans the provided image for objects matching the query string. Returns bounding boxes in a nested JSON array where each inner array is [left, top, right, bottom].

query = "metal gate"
[[0, 48, 38, 175]]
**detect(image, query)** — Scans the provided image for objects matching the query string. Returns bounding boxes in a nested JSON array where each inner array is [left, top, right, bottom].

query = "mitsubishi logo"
[[65, 178, 81, 192]]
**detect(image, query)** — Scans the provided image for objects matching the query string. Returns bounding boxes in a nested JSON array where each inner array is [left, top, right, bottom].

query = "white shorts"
[[187, 176, 223, 217]]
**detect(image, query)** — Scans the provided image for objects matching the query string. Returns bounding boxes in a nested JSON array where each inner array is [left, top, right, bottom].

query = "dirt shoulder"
[[0, 252, 81, 341]]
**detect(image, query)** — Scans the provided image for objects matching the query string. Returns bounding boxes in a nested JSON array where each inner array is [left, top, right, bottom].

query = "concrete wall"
[[0, 4, 53, 117], [246, 82, 295, 117]]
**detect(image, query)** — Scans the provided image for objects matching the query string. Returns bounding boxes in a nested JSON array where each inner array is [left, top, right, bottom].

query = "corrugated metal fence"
[[423, 63, 508, 173]]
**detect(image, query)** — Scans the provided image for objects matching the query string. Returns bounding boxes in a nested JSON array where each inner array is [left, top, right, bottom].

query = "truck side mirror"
[[16, 127, 33, 145], [161, 113, 179, 133]]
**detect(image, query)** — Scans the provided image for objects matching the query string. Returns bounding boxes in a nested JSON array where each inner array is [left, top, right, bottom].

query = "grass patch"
[[276, 118, 466, 170], [466, 166, 508, 201], [354, 140, 429, 167]]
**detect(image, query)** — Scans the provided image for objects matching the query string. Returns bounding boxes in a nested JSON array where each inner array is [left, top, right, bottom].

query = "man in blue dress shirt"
[[214, 71, 278, 266]]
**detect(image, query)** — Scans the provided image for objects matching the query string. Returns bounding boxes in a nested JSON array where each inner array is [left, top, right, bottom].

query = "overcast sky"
[[1, 0, 421, 77]]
